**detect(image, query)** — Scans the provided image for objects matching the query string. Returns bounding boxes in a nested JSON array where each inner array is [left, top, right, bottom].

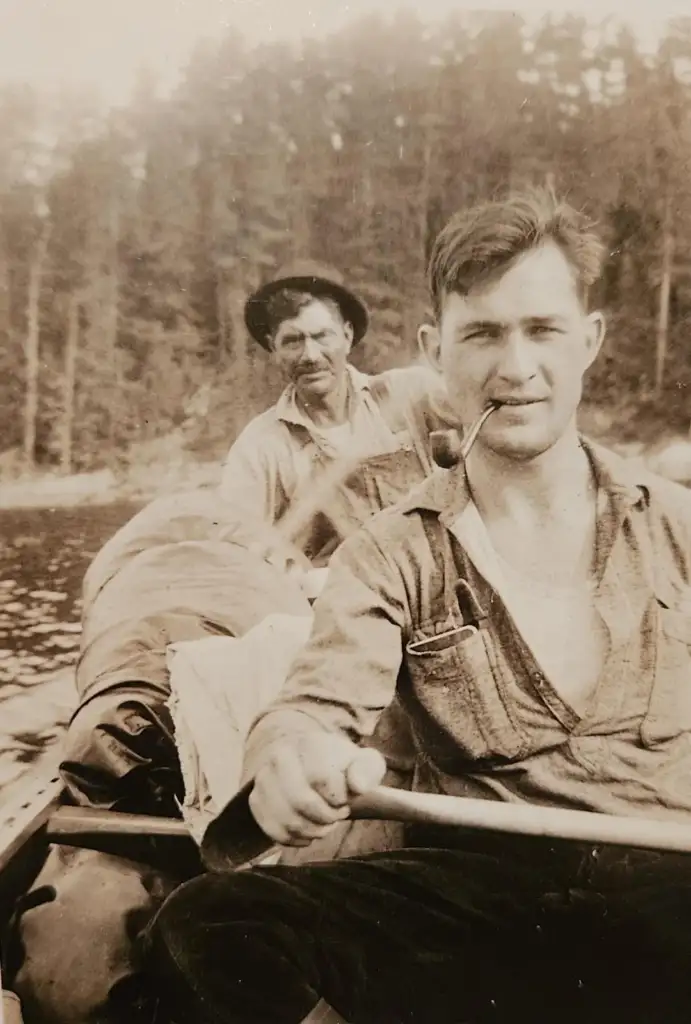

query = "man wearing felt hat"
[[220, 260, 453, 577]]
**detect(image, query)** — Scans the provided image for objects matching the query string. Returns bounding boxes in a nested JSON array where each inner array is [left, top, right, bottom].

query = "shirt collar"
[[275, 365, 372, 430], [398, 435, 648, 525]]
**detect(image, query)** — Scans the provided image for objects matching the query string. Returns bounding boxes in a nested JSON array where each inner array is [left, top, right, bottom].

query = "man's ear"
[[584, 311, 606, 370], [344, 320, 354, 352], [418, 321, 442, 372]]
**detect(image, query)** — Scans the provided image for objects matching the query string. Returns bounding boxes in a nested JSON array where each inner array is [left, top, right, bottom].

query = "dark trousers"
[[142, 834, 691, 1024]]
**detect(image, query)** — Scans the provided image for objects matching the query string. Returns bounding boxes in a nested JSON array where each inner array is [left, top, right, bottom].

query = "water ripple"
[[0, 501, 140, 794]]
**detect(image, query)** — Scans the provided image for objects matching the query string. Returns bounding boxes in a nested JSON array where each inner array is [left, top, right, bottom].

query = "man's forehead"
[[440, 243, 583, 323], [275, 297, 341, 334]]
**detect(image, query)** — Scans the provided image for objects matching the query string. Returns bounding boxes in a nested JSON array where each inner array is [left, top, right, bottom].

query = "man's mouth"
[[492, 397, 544, 407]]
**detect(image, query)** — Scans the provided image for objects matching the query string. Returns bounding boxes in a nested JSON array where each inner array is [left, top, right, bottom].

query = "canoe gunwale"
[[0, 762, 63, 877]]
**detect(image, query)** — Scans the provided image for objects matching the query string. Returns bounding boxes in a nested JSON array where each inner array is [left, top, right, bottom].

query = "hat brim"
[[244, 275, 369, 350]]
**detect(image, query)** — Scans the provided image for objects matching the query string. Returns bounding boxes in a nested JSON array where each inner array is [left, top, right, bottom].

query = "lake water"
[[0, 501, 140, 795]]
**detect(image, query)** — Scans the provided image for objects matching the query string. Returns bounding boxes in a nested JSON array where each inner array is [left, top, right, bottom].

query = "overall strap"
[[416, 511, 486, 630]]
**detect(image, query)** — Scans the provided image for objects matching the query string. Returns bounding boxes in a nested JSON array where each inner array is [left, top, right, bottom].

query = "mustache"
[[295, 363, 328, 375]]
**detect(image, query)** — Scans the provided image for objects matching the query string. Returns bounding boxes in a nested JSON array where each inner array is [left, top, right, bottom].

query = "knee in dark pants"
[[144, 873, 327, 1024]]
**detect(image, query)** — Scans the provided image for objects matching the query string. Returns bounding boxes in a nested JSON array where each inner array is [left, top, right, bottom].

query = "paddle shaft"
[[51, 788, 691, 854], [353, 787, 691, 855], [49, 787, 691, 867]]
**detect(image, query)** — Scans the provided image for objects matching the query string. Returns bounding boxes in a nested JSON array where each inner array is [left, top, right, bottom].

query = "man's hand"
[[301, 567, 329, 602], [249, 733, 386, 846]]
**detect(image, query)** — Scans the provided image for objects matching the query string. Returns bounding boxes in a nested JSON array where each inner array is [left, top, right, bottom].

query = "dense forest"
[[2, 9, 691, 477]]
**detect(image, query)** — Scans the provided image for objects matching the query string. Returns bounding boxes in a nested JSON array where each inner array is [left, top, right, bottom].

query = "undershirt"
[[452, 502, 609, 711], [317, 420, 354, 453]]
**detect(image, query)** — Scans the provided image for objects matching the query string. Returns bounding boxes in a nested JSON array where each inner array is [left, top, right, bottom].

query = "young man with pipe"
[[144, 189, 691, 1023]]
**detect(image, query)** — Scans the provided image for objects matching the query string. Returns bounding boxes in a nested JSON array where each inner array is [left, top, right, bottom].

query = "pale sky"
[[0, 0, 687, 107]]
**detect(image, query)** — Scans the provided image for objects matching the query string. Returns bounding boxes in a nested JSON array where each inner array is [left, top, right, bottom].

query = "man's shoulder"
[[243, 403, 283, 430], [370, 363, 454, 428], [372, 363, 438, 396], [222, 405, 296, 477], [643, 465, 691, 524], [592, 440, 691, 515], [231, 403, 289, 447]]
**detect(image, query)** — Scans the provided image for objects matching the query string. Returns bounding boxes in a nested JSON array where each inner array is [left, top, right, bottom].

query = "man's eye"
[[464, 330, 493, 342], [531, 324, 560, 336]]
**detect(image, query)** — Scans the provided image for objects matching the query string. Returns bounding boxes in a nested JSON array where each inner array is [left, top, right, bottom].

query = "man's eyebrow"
[[456, 314, 569, 335], [457, 319, 503, 334], [526, 314, 568, 324]]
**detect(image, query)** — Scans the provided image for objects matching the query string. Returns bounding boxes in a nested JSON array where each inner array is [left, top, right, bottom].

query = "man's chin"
[[480, 427, 559, 462], [295, 375, 333, 400]]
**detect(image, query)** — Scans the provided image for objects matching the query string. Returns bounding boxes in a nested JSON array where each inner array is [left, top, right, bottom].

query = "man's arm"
[[243, 522, 408, 843], [380, 363, 458, 434], [219, 417, 283, 524], [219, 417, 309, 573], [245, 522, 407, 767]]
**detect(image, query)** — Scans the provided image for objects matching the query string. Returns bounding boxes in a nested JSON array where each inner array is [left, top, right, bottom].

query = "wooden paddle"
[[46, 806, 191, 841], [47, 787, 691, 873]]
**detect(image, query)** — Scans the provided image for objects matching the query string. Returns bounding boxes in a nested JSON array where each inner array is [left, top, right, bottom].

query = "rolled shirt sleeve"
[[242, 522, 408, 782]]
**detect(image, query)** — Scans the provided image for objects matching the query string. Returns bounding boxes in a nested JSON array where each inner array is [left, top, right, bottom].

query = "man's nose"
[[301, 337, 322, 362], [495, 331, 537, 384]]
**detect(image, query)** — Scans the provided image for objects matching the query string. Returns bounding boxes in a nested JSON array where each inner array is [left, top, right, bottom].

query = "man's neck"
[[465, 424, 595, 529], [297, 376, 350, 429]]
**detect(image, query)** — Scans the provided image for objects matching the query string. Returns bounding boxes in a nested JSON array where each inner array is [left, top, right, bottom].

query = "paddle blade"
[[201, 786, 279, 872]]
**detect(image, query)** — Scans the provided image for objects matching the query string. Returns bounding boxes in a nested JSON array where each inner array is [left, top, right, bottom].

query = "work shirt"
[[244, 440, 691, 825], [219, 365, 451, 565]]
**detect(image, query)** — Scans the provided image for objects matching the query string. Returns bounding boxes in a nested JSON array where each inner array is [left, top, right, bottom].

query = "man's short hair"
[[264, 289, 346, 346], [428, 187, 606, 319]]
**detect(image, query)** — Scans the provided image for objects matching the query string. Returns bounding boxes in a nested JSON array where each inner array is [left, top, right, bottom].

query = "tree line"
[[3, 9, 691, 476]]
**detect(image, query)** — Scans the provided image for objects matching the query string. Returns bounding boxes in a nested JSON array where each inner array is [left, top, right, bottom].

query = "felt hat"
[[244, 260, 369, 350]]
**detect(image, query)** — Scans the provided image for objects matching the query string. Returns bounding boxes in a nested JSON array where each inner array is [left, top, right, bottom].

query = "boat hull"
[[0, 763, 62, 936]]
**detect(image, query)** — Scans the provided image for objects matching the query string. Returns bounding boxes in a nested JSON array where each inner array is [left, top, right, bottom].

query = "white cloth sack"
[[167, 613, 313, 843]]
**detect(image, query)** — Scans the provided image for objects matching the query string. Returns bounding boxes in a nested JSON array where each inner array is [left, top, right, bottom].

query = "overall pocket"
[[404, 618, 526, 767], [325, 437, 425, 533], [359, 439, 427, 510]]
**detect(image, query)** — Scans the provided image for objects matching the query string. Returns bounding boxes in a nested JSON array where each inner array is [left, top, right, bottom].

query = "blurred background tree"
[[3, 9, 691, 474]]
